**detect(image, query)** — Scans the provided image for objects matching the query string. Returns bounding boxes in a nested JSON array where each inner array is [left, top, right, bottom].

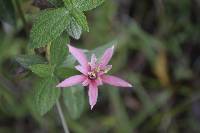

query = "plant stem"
[[56, 101, 70, 133], [15, 0, 28, 34]]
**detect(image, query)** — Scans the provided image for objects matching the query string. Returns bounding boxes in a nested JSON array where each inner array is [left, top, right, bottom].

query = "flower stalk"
[[56, 100, 70, 133]]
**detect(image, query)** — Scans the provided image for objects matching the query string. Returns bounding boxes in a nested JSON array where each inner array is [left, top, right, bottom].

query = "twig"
[[15, 0, 28, 34], [56, 101, 70, 133]]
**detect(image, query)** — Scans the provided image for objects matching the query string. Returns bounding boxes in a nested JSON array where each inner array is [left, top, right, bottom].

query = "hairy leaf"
[[29, 8, 70, 48], [63, 85, 85, 119], [29, 64, 53, 77], [62, 0, 73, 9], [16, 55, 46, 68], [71, 9, 89, 32], [33, 77, 60, 116], [66, 17, 82, 39], [69, 0, 105, 11], [55, 66, 78, 79], [61, 54, 77, 68], [50, 35, 69, 66]]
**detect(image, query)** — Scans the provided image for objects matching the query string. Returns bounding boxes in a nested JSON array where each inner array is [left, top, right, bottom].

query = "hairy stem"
[[56, 101, 70, 133]]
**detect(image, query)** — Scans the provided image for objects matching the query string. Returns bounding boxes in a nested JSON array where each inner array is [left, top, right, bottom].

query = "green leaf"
[[0, 0, 16, 25], [73, 0, 105, 11], [16, 55, 46, 68], [29, 64, 53, 77], [33, 77, 60, 116], [29, 8, 70, 48], [66, 17, 82, 39], [50, 35, 69, 66], [63, 85, 85, 119], [55, 66, 78, 79], [62, 0, 73, 9], [61, 54, 77, 68], [71, 9, 89, 32]]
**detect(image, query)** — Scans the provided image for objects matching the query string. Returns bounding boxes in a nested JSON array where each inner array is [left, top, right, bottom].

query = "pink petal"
[[88, 82, 98, 110], [75, 65, 88, 75], [90, 54, 97, 70], [102, 65, 112, 73], [82, 78, 90, 86], [98, 71, 105, 76], [99, 46, 114, 67], [95, 78, 103, 86], [101, 75, 132, 87], [56, 75, 86, 88], [68, 45, 88, 68]]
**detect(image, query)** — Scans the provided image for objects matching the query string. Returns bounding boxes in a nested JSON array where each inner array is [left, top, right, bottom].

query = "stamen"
[[103, 65, 112, 73], [88, 71, 97, 80], [95, 66, 100, 72]]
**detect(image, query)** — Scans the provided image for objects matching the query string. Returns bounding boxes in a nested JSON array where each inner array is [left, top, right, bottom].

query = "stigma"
[[88, 71, 97, 80]]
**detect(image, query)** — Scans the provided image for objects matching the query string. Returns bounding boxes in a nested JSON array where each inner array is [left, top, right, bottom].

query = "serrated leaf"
[[16, 55, 46, 68], [55, 66, 78, 79], [60, 54, 77, 68], [29, 8, 70, 48], [0, 0, 16, 25], [63, 85, 85, 119], [50, 35, 69, 66], [33, 77, 60, 116], [29, 64, 53, 77], [62, 0, 73, 9], [71, 9, 89, 32], [66, 17, 82, 39], [73, 0, 105, 11]]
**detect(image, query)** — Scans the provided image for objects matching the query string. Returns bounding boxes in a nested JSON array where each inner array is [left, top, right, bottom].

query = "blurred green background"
[[0, 0, 200, 133]]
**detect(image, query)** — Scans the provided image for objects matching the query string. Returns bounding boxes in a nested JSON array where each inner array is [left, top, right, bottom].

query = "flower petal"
[[90, 54, 97, 70], [82, 78, 90, 86], [99, 46, 114, 67], [75, 65, 88, 75], [103, 65, 112, 73], [101, 75, 132, 87], [68, 45, 88, 68], [56, 75, 86, 88], [95, 78, 103, 86], [88, 82, 98, 110]]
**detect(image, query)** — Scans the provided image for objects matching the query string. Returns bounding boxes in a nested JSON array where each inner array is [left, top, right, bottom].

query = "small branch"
[[15, 0, 28, 34], [56, 101, 70, 133]]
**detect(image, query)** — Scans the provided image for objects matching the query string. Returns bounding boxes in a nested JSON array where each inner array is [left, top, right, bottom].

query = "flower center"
[[88, 71, 97, 80]]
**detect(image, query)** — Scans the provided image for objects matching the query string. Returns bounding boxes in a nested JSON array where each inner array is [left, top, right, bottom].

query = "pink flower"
[[57, 45, 132, 109]]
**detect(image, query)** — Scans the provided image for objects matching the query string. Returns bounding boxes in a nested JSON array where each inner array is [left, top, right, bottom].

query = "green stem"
[[15, 0, 28, 33], [56, 101, 70, 133]]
